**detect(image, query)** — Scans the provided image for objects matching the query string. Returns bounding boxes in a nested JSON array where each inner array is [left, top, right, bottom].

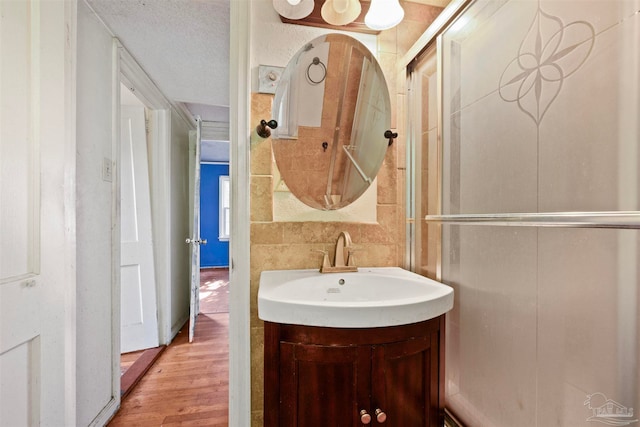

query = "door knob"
[[360, 409, 372, 424], [185, 238, 206, 245], [375, 408, 387, 423]]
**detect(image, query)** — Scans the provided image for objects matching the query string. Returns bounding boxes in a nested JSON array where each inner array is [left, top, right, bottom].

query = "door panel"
[[280, 343, 370, 427], [373, 337, 434, 427], [0, 1, 42, 423], [188, 118, 202, 342], [0, 338, 40, 426], [120, 265, 144, 325], [120, 105, 159, 353]]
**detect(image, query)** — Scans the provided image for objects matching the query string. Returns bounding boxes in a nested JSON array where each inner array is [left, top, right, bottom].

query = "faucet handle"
[[346, 249, 357, 267], [312, 249, 332, 271]]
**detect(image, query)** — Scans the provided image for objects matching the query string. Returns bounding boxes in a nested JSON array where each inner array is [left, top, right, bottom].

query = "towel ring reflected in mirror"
[[306, 56, 327, 84]]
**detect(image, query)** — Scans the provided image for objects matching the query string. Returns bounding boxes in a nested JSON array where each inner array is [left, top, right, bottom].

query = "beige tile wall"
[[249, 4, 444, 423], [249, 92, 402, 422]]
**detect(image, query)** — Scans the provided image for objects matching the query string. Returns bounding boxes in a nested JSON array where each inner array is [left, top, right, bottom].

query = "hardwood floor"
[[109, 313, 229, 426], [111, 269, 230, 426], [199, 268, 229, 314]]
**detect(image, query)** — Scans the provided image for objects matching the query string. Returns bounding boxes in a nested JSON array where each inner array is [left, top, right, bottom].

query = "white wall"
[[34, 1, 77, 424], [74, 1, 195, 424], [75, 1, 117, 425]]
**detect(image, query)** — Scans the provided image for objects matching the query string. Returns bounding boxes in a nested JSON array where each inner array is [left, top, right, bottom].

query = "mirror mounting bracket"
[[256, 119, 278, 139]]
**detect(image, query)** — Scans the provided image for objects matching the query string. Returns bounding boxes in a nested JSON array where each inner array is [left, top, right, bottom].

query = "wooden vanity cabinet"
[[264, 316, 445, 427]]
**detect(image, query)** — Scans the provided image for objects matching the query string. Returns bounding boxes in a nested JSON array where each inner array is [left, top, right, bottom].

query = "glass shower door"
[[408, 0, 640, 426]]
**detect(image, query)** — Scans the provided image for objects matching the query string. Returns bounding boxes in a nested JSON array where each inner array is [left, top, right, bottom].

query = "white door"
[[187, 118, 204, 342], [120, 105, 159, 353], [1, 1, 69, 424]]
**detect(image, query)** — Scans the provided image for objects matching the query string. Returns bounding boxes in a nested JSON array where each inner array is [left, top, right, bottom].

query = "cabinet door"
[[372, 334, 439, 426], [280, 343, 371, 427]]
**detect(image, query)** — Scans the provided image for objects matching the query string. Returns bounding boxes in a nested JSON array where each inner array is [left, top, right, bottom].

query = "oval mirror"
[[272, 34, 391, 210]]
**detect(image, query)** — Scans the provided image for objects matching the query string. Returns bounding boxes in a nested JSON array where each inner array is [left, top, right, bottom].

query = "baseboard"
[[89, 397, 119, 427], [171, 314, 189, 341], [445, 408, 465, 427]]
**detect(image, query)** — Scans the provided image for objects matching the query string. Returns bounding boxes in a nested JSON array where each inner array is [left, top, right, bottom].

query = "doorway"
[[118, 84, 164, 397], [199, 161, 230, 314], [199, 268, 229, 314], [119, 84, 160, 354]]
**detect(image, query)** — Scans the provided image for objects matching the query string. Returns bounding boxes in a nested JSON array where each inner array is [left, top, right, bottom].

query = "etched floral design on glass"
[[499, 7, 595, 125]]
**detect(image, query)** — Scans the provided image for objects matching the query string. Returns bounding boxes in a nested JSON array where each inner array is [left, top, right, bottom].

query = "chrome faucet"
[[317, 231, 358, 273]]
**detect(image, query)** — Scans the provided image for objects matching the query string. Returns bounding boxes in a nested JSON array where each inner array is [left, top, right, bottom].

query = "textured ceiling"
[[86, 0, 448, 131], [88, 0, 230, 122]]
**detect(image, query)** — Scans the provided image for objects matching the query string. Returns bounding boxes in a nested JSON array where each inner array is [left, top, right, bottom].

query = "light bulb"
[[332, 0, 349, 13], [273, 0, 314, 20], [321, 0, 361, 26], [365, 0, 404, 30]]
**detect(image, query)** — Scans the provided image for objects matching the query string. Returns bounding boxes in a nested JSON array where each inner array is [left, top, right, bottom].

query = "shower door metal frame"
[[404, 0, 472, 281]]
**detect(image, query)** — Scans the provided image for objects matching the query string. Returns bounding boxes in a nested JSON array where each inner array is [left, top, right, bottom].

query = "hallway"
[[109, 269, 229, 426]]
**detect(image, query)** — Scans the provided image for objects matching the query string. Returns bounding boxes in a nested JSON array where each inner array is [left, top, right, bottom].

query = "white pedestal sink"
[[258, 267, 454, 328]]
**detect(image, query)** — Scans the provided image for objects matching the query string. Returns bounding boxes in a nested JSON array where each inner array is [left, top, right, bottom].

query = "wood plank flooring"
[[199, 268, 229, 314], [108, 312, 229, 426]]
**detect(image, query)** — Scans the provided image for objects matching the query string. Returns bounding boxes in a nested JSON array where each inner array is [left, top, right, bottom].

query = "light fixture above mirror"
[[365, 0, 404, 30], [321, 0, 362, 26], [273, 0, 315, 20], [275, 0, 405, 33]]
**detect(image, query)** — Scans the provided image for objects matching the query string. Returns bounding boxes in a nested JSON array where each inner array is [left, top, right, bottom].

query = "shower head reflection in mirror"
[[272, 33, 391, 211]]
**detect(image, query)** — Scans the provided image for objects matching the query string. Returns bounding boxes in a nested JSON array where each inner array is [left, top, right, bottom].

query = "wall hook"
[[322, 141, 328, 152], [385, 130, 398, 146], [256, 119, 278, 138]]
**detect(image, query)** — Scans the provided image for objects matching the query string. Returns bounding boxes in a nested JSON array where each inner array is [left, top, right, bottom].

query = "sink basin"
[[258, 267, 454, 328]]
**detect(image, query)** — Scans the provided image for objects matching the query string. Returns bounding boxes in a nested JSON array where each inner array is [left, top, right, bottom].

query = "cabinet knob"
[[360, 409, 372, 424], [375, 408, 387, 423]]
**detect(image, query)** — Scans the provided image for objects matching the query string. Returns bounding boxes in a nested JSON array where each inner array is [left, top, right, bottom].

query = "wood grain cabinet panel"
[[264, 316, 444, 427]]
